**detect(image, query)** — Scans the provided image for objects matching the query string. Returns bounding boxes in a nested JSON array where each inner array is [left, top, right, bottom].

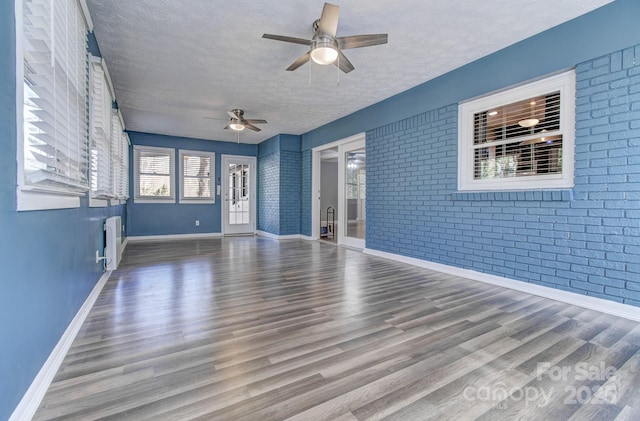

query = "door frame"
[[221, 154, 257, 235], [311, 132, 365, 246]]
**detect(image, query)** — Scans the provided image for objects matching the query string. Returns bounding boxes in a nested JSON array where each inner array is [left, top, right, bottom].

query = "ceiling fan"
[[262, 2, 388, 73], [224, 109, 267, 132]]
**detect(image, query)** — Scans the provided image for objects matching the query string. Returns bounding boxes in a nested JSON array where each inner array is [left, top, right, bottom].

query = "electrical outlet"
[[195, 220, 200, 226], [95, 249, 99, 263], [122, 224, 125, 232]]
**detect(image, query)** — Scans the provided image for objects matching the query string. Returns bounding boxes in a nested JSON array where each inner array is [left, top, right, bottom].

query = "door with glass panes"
[[221, 155, 256, 235]]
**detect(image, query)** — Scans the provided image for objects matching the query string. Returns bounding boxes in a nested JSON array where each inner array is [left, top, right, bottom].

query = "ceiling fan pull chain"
[[337, 54, 340, 86], [308, 58, 312, 87]]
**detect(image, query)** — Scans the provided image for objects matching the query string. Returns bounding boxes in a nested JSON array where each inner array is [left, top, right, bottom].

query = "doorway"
[[221, 155, 256, 235], [312, 133, 366, 249]]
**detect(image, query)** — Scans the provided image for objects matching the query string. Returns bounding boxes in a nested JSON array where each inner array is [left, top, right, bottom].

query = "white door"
[[338, 137, 366, 249], [221, 155, 256, 235]]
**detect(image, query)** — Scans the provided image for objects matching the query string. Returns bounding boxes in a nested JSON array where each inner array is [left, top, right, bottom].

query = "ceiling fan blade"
[[286, 51, 311, 71], [227, 110, 240, 119], [338, 34, 388, 50], [317, 3, 340, 37], [244, 122, 261, 132], [223, 125, 231, 130], [245, 119, 267, 125], [335, 50, 354, 73], [262, 34, 312, 46]]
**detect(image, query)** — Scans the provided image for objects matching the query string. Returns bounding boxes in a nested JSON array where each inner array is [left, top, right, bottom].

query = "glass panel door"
[[222, 155, 256, 235], [338, 138, 366, 248], [228, 163, 250, 225], [346, 150, 366, 240]]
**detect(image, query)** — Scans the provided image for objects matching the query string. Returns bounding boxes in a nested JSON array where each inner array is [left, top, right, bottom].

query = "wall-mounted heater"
[[104, 216, 122, 270]]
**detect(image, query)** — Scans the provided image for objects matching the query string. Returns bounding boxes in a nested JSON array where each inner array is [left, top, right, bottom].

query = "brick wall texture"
[[257, 151, 280, 234], [365, 44, 640, 306]]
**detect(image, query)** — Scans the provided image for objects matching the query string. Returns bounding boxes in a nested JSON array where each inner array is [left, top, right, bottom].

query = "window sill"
[[179, 199, 215, 205], [133, 198, 176, 204], [17, 188, 81, 211], [451, 189, 573, 202]]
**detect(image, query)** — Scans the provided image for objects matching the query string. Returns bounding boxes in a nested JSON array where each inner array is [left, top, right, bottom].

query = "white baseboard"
[[363, 248, 640, 322], [127, 233, 223, 242], [300, 235, 315, 241], [256, 230, 302, 240], [9, 270, 112, 421]]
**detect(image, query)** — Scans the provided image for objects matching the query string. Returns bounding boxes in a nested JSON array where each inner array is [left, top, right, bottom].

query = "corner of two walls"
[[126, 132, 257, 237]]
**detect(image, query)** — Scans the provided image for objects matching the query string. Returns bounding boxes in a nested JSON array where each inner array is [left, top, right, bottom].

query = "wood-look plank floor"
[[34, 237, 640, 420]]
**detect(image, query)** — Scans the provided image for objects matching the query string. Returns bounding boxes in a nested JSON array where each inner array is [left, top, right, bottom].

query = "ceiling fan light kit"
[[310, 37, 338, 65], [229, 120, 245, 131]]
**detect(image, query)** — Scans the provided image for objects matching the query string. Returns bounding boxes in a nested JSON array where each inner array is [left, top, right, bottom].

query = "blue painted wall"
[[256, 135, 301, 235], [127, 131, 257, 236], [279, 135, 301, 235], [299, 0, 640, 304], [0, 5, 126, 419], [258, 136, 280, 234]]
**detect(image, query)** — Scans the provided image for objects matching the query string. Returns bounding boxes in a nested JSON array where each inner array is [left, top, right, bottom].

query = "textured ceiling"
[[86, 0, 612, 144]]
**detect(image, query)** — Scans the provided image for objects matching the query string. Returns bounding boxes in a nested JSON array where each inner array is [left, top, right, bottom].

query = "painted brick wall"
[[301, 150, 313, 237], [367, 44, 640, 307], [258, 151, 280, 234], [280, 150, 301, 235]]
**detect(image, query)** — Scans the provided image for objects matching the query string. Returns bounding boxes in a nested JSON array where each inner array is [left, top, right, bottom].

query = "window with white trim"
[[18, 0, 91, 210], [458, 70, 575, 191], [133, 146, 175, 203], [89, 58, 114, 200], [179, 150, 215, 204]]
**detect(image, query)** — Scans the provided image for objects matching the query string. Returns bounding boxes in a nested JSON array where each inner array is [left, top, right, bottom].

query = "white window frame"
[[179, 149, 215, 204], [15, 0, 94, 211], [458, 70, 575, 192], [133, 145, 176, 204]]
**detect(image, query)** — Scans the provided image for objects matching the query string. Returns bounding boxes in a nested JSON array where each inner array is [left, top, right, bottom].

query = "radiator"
[[105, 216, 122, 270]]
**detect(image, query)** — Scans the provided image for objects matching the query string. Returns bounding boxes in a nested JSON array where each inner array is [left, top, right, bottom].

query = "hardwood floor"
[[34, 237, 640, 420]]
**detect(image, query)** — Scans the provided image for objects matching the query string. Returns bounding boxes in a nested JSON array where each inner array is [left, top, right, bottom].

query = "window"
[[133, 146, 175, 203], [17, 0, 92, 210], [458, 70, 575, 191], [179, 150, 215, 204], [89, 58, 114, 201]]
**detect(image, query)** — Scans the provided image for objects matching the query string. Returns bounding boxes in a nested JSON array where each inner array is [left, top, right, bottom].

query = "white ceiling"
[[86, 0, 611, 145]]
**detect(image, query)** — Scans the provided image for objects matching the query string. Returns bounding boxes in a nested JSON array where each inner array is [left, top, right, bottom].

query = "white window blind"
[[89, 58, 113, 198], [179, 150, 215, 203], [134, 146, 175, 202], [458, 70, 575, 191], [111, 110, 129, 200], [472, 92, 562, 180], [22, 0, 90, 195]]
